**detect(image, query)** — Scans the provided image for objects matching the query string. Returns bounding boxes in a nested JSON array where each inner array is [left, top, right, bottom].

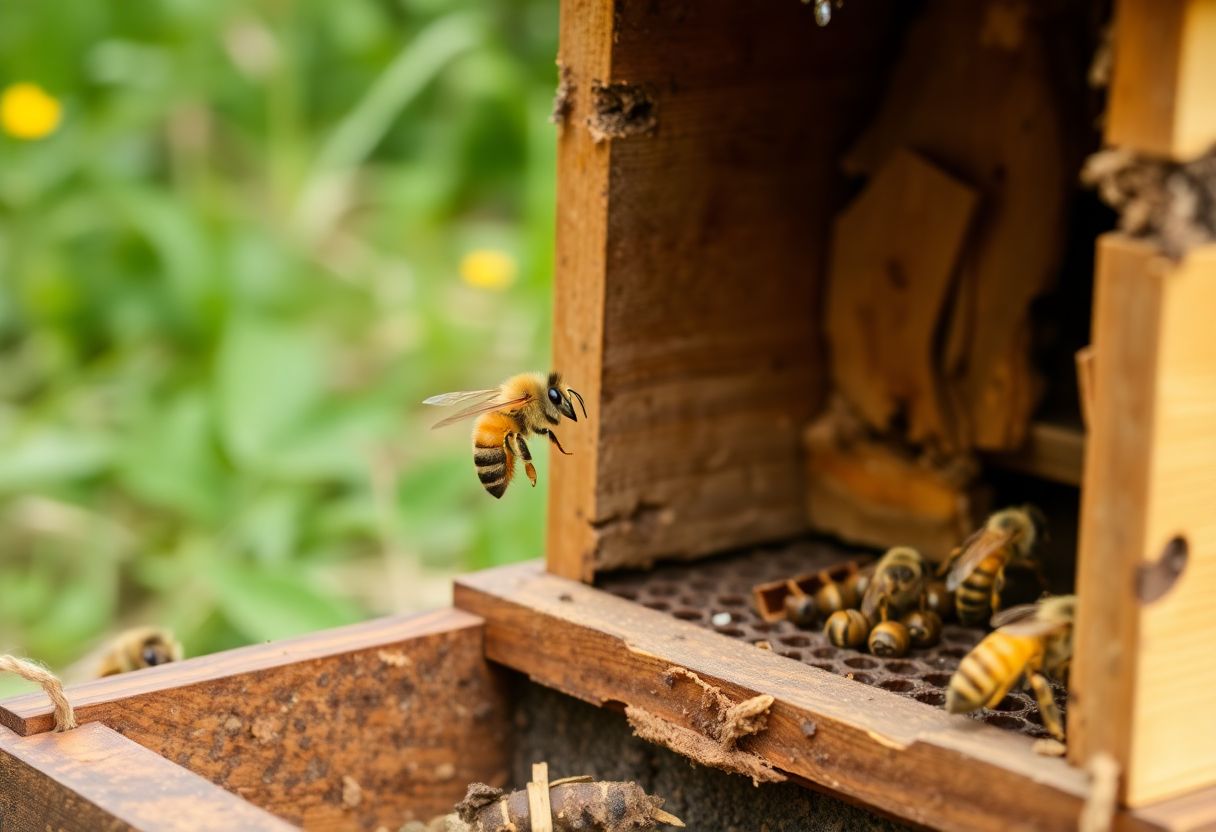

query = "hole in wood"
[[922, 673, 952, 688], [1137, 534, 1189, 603], [643, 601, 670, 612], [883, 661, 917, 674], [779, 650, 803, 660], [811, 662, 835, 671], [983, 714, 1025, 730], [811, 647, 837, 659], [717, 594, 745, 607], [915, 691, 946, 706], [846, 672, 875, 685], [879, 679, 916, 693], [991, 696, 1024, 712], [843, 657, 878, 670], [673, 609, 703, 621], [779, 635, 811, 648], [716, 626, 745, 637]]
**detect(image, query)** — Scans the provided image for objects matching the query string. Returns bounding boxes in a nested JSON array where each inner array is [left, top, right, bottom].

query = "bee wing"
[[422, 389, 502, 407], [429, 395, 529, 429], [945, 527, 1014, 591], [989, 603, 1038, 629], [999, 617, 1070, 638]]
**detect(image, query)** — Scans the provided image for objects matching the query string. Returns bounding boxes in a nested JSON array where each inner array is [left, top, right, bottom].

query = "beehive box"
[[5, 0, 1216, 830]]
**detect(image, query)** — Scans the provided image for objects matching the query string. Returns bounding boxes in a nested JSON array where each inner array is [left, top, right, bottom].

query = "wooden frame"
[[1, 610, 511, 831]]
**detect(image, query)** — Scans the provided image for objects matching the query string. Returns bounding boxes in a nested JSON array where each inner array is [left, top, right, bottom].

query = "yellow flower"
[[459, 249, 518, 291], [1, 83, 62, 140]]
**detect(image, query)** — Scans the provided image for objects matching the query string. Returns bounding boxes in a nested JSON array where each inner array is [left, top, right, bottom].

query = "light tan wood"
[[0, 609, 511, 830], [1072, 235, 1216, 805], [455, 561, 1210, 832], [1077, 346, 1097, 431], [826, 149, 978, 449], [0, 722, 295, 831], [1107, 0, 1216, 160], [804, 405, 977, 560], [547, 0, 903, 578], [528, 762, 553, 832], [984, 420, 1086, 487], [846, 0, 1072, 452]]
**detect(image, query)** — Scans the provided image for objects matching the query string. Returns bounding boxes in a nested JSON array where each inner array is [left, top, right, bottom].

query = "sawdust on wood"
[[342, 775, 364, 808], [586, 81, 656, 143], [626, 706, 784, 786], [551, 63, 574, 128], [1082, 147, 1216, 259], [378, 649, 412, 667], [456, 780, 681, 832]]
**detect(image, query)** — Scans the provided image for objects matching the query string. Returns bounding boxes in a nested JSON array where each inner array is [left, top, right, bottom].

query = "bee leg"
[[546, 430, 572, 456], [1028, 671, 1065, 741], [512, 433, 537, 487]]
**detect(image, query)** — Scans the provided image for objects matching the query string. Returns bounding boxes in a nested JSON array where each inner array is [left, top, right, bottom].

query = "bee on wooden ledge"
[[425, 371, 587, 499]]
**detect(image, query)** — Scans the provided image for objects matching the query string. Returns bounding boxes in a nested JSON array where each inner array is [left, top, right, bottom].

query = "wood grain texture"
[[454, 561, 1198, 832], [827, 149, 978, 450], [0, 722, 294, 831], [846, 0, 1072, 452], [1072, 235, 1216, 805], [0, 610, 511, 830], [547, 0, 903, 578], [1107, 0, 1216, 160]]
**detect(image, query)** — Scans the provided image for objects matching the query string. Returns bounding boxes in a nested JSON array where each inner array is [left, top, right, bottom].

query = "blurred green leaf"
[[207, 559, 362, 643], [0, 427, 113, 491]]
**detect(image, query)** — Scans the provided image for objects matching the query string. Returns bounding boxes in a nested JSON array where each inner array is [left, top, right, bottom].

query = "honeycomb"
[[598, 539, 1065, 738]]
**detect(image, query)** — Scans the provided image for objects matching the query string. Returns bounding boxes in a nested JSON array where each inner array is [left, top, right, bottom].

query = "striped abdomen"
[[955, 553, 1005, 625], [946, 632, 1037, 714], [824, 609, 870, 649], [472, 412, 516, 499]]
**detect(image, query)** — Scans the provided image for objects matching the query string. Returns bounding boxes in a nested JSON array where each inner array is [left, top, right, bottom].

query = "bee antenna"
[[568, 387, 587, 418]]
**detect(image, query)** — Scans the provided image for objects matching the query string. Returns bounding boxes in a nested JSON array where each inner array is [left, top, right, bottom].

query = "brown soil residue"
[[586, 81, 657, 143]]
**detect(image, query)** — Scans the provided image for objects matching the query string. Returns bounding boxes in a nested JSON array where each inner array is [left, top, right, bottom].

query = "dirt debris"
[[551, 62, 574, 128], [378, 649, 412, 668], [455, 779, 682, 832], [1082, 147, 1216, 258], [586, 81, 657, 143], [342, 775, 364, 808]]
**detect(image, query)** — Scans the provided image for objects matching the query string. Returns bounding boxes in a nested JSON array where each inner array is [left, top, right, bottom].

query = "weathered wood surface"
[[1072, 236, 1216, 805], [826, 148, 978, 450], [0, 722, 295, 831], [0, 609, 511, 830], [547, 0, 903, 579], [846, 0, 1073, 452], [1107, 0, 1216, 160], [454, 561, 1205, 832]]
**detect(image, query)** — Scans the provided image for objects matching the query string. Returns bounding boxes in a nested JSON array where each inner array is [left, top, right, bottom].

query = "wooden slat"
[[454, 561, 1204, 832], [0, 722, 294, 831], [1107, 0, 1216, 160], [1072, 235, 1216, 805], [547, 0, 902, 579], [984, 420, 1085, 486], [0, 609, 511, 830]]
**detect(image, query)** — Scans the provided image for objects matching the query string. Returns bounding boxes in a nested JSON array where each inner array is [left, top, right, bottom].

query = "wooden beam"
[[1107, 0, 1216, 159], [454, 561, 1206, 832], [547, 0, 902, 579], [1072, 235, 1216, 805], [0, 722, 294, 831], [984, 420, 1086, 487], [0, 610, 512, 830]]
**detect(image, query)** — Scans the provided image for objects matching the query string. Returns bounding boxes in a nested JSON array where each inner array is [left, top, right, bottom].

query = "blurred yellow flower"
[[1, 83, 62, 140], [460, 249, 517, 291]]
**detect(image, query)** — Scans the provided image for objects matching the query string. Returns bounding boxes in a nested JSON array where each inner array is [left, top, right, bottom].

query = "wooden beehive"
[[4, 1, 1216, 830]]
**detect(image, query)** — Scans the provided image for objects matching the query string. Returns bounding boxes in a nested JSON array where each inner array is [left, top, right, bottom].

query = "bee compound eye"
[[548, 387, 561, 404]]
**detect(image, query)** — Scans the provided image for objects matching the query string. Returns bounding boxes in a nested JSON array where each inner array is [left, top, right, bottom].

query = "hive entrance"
[[599, 540, 1065, 739]]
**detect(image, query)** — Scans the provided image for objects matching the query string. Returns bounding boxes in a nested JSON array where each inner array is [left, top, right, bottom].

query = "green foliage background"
[[0, 0, 558, 693]]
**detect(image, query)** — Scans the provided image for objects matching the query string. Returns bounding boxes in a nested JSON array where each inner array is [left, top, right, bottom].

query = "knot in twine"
[[0, 655, 76, 731]]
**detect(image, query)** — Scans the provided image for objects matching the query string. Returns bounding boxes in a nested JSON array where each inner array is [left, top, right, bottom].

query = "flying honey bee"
[[95, 627, 183, 677], [424, 372, 586, 499], [860, 546, 927, 625], [945, 594, 1075, 741], [940, 506, 1046, 625]]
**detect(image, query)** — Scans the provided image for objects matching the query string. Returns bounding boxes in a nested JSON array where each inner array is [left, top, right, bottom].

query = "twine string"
[[0, 655, 77, 732]]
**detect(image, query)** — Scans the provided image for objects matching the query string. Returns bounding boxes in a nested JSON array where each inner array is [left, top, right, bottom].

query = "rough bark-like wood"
[[0, 610, 512, 831], [826, 148, 978, 450], [547, 0, 903, 579], [1072, 236, 1216, 805], [1107, 0, 1216, 160], [846, 0, 1072, 452], [454, 561, 1200, 832], [0, 722, 295, 831]]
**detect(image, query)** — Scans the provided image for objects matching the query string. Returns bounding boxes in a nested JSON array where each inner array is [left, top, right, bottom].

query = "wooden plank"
[[454, 561, 1197, 832], [0, 609, 512, 830], [0, 722, 294, 831], [984, 420, 1085, 486], [1072, 235, 1216, 805], [826, 149, 978, 449], [547, 0, 903, 579], [1107, 0, 1216, 160]]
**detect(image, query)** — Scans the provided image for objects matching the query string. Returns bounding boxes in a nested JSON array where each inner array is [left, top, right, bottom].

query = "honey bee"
[[95, 627, 183, 677], [868, 618, 911, 657], [945, 594, 1075, 740], [940, 506, 1046, 625], [824, 609, 870, 649], [901, 608, 943, 649], [424, 372, 586, 499], [860, 547, 927, 625]]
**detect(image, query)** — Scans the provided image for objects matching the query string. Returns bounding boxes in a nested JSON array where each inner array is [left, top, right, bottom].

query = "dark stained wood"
[[0, 722, 294, 831], [547, 0, 904, 578], [0, 609, 511, 831], [984, 420, 1085, 487]]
